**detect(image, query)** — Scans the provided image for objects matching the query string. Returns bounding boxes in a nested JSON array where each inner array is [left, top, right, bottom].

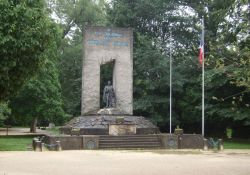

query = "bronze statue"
[[103, 81, 116, 108]]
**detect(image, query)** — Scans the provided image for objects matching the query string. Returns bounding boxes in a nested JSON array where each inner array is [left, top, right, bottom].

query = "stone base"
[[97, 108, 126, 115], [109, 124, 136, 136], [60, 115, 159, 135], [42, 133, 204, 150]]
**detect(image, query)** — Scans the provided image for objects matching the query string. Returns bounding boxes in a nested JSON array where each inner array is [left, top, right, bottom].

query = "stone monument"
[[61, 26, 158, 135], [82, 26, 133, 115]]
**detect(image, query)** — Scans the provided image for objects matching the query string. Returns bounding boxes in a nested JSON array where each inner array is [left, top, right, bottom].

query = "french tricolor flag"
[[199, 40, 203, 65], [199, 19, 205, 65]]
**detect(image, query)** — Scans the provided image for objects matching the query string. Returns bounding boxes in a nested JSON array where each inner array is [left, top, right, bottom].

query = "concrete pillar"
[[41, 143, 45, 151], [218, 139, 224, 151], [32, 138, 38, 150], [203, 139, 208, 151], [34, 141, 42, 152], [56, 141, 62, 151]]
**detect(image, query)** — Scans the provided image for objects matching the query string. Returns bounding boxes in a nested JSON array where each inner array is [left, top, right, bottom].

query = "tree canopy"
[[1, 0, 249, 137], [0, 0, 59, 101], [107, 0, 250, 136]]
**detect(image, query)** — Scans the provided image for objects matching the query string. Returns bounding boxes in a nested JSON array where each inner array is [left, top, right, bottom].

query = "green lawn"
[[46, 127, 61, 135], [224, 140, 250, 149], [0, 136, 33, 151]]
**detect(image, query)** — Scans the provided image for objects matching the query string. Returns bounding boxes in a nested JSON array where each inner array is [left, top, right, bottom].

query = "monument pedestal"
[[60, 115, 159, 135], [109, 124, 136, 136]]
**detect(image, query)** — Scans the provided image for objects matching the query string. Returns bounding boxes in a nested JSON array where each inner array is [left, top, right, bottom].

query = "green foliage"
[[2, 0, 248, 136], [48, 0, 107, 37], [107, 0, 250, 134], [10, 55, 66, 126], [0, 102, 11, 126], [198, 0, 250, 127], [0, 0, 59, 100], [133, 35, 169, 124], [51, 0, 107, 116], [59, 32, 83, 116]]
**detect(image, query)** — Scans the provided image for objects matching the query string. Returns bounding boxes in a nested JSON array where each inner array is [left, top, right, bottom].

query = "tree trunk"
[[30, 117, 37, 133]]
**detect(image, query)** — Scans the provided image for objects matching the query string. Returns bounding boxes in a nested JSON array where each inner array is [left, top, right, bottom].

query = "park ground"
[[0, 127, 250, 175], [0, 150, 250, 175]]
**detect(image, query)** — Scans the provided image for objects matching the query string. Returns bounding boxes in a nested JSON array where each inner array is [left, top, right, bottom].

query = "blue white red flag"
[[199, 19, 205, 65]]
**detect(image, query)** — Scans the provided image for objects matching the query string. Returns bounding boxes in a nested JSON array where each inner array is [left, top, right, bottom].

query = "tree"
[[107, 0, 250, 136], [10, 56, 66, 133], [48, 0, 106, 38], [0, 0, 59, 101], [59, 31, 83, 116], [0, 102, 11, 126], [48, 0, 107, 116], [107, 0, 201, 128]]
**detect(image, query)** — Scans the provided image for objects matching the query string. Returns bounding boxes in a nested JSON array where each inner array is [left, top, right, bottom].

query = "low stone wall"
[[158, 134, 178, 149], [44, 135, 99, 150], [42, 133, 204, 150], [158, 134, 204, 149], [178, 134, 204, 149], [44, 136, 83, 150]]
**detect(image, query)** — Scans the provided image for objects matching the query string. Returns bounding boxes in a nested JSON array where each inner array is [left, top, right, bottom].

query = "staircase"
[[99, 135, 162, 149]]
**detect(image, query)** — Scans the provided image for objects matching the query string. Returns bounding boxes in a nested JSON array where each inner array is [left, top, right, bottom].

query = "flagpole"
[[202, 17, 205, 137], [169, 30, 172, 134]]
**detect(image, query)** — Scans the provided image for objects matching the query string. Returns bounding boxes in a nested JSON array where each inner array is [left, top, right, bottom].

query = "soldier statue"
[[103, 81, 116, 108]]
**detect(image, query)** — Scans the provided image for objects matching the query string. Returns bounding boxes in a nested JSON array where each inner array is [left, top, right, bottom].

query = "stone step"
[[100, 139, 159, 143], [99, 145, 161, 148], [100, 135, 159, 137], [100, 137, 159, 139], [99, 141, 161, 145], [100, 137, 159, 140], [99, 135, 162, 149], [100, 136, 159, 140], [99, 144, 161, 149]]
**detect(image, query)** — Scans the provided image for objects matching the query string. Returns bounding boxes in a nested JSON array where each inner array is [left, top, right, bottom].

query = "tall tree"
[[0, 102, 11, 126], [10, 54, 66, 132], [48, 0, 107, 116], [59, 31, 83, 116], [107, 0, 250, 136], [0, 0, 59, 101]]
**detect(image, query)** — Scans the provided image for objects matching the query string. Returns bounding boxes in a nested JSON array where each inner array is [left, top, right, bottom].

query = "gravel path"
[[0, 150, 250, 175], [0, 127, 53, 136]]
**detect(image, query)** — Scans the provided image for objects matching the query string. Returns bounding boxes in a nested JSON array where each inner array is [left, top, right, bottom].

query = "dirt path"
[[0, 150, 249, 175], [0, 127, 53, 136]]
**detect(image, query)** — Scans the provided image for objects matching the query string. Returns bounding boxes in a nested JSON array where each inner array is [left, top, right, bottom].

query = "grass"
[[0, 136, 33, 151], [46, 127, 61, 135], [224, 139, 250, 149]]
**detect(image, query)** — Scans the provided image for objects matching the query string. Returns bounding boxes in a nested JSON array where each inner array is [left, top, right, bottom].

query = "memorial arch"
[[81, 26, 133, 115]]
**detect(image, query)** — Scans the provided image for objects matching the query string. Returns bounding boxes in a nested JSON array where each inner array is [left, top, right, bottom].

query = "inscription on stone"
[[87, 30, 128, 47]]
